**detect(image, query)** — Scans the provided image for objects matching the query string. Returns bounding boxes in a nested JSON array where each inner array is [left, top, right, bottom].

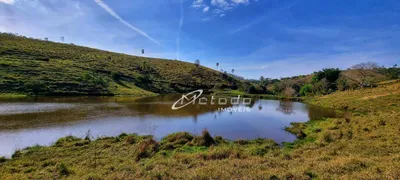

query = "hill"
[[0, 33, 240, 96]]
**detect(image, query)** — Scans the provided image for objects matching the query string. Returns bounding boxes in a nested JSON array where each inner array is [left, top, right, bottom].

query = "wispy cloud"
[[0, 0, 14, 4], [191, 0, 257, 18], [230, 0, 299, 35], [93, 0, 162, 46], [177, 0, 184, 60]]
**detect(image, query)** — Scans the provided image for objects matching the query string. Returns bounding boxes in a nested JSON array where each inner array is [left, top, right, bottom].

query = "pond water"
[[0, 95, 340, 157]]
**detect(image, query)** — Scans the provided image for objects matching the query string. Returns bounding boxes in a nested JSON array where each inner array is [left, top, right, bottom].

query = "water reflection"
[[0, 96, 341, 157]]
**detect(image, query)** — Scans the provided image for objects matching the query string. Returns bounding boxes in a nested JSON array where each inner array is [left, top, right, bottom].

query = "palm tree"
[[216, 63, 219, 70]]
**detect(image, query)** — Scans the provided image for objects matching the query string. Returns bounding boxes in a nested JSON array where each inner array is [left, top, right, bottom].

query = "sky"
[[0, 0, 399, 79]]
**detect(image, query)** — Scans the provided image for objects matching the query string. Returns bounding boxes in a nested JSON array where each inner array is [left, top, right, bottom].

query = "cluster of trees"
[[246, 62, 399, 97]]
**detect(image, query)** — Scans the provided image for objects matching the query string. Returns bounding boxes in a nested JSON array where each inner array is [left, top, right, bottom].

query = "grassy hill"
[[0, 81, 399, 179], [0, 33, 240, 96]]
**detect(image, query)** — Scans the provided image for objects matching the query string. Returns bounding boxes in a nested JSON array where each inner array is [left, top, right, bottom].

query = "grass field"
[[0, 33, 240, 96], [0, 81, 399, 179]]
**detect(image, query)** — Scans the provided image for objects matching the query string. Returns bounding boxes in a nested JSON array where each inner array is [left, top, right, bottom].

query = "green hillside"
[[0, 33, 240, 96]]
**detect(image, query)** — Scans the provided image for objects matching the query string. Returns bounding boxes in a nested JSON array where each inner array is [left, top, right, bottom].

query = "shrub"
[[299, 84, 313, 96], [283, 86, 296, 97], [191, 129, 215, 147], [111, 71, 122, 81], [24, 80, 49, 94], [0, 156, 7, 163], [57, 163, 72, 176]]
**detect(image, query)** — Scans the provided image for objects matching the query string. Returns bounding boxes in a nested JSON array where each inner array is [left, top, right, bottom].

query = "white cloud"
[[211, 0, 231, 10], [93, 0, 162, 46], [0, 0, 14, 4], [191, 0, 205, 9], [212, 9, 224, 14], [191, 0, 257, 19], [231, 0, 250, 5], [202, 6, 209, 13]]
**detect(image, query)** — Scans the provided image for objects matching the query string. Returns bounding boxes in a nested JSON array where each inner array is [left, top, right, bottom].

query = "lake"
[[0, 95, 340, 157]]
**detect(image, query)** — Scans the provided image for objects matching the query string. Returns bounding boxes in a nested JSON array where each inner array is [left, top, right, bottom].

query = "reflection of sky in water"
[[0, 97, 339, 157], [0, 103, 76, 115]]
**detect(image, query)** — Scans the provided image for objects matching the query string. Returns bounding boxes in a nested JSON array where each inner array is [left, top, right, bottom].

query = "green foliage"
[[380, 65, 400, 79], [299, 84, 313, 96], [312, 68, 341, 84], [247, 85, 257, 94], [0, 156, 6, 163], [111, 71, 122, 81], [23, 80, 49, 95]]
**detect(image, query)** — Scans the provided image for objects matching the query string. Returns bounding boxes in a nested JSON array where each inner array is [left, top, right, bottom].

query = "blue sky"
[[0, 0, 399, 79]]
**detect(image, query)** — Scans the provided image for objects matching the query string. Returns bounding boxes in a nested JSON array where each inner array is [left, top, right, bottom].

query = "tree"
[[247, 85, 257, 94], [231, 69, 234, 74], [216, 63, 219, 70], [351, 62, 379, 70], [141, 49, 145, 56], [60, 36, 64, 42], [312, 68, 341, 84], [312, 68, 341, 91], [194, 59, 200, 67], [345, 62, 380, 87], [44, 37, 48, 41]]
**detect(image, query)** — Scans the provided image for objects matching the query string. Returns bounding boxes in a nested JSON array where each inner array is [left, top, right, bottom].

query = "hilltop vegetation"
[[1, 81, 399, 179], [242, 63, 399, 97], [0, 33, 241, 96]]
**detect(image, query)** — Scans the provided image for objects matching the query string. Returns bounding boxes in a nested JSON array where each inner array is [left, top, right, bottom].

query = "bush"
[[0, 156, 7, 163], [24, 80, 49, 94], [283, 87, 296, 97], [299, 84, 313, 96], [191, 129, 215, 147], [313, 79, 329, 95], [111, 71, 122, 81]]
